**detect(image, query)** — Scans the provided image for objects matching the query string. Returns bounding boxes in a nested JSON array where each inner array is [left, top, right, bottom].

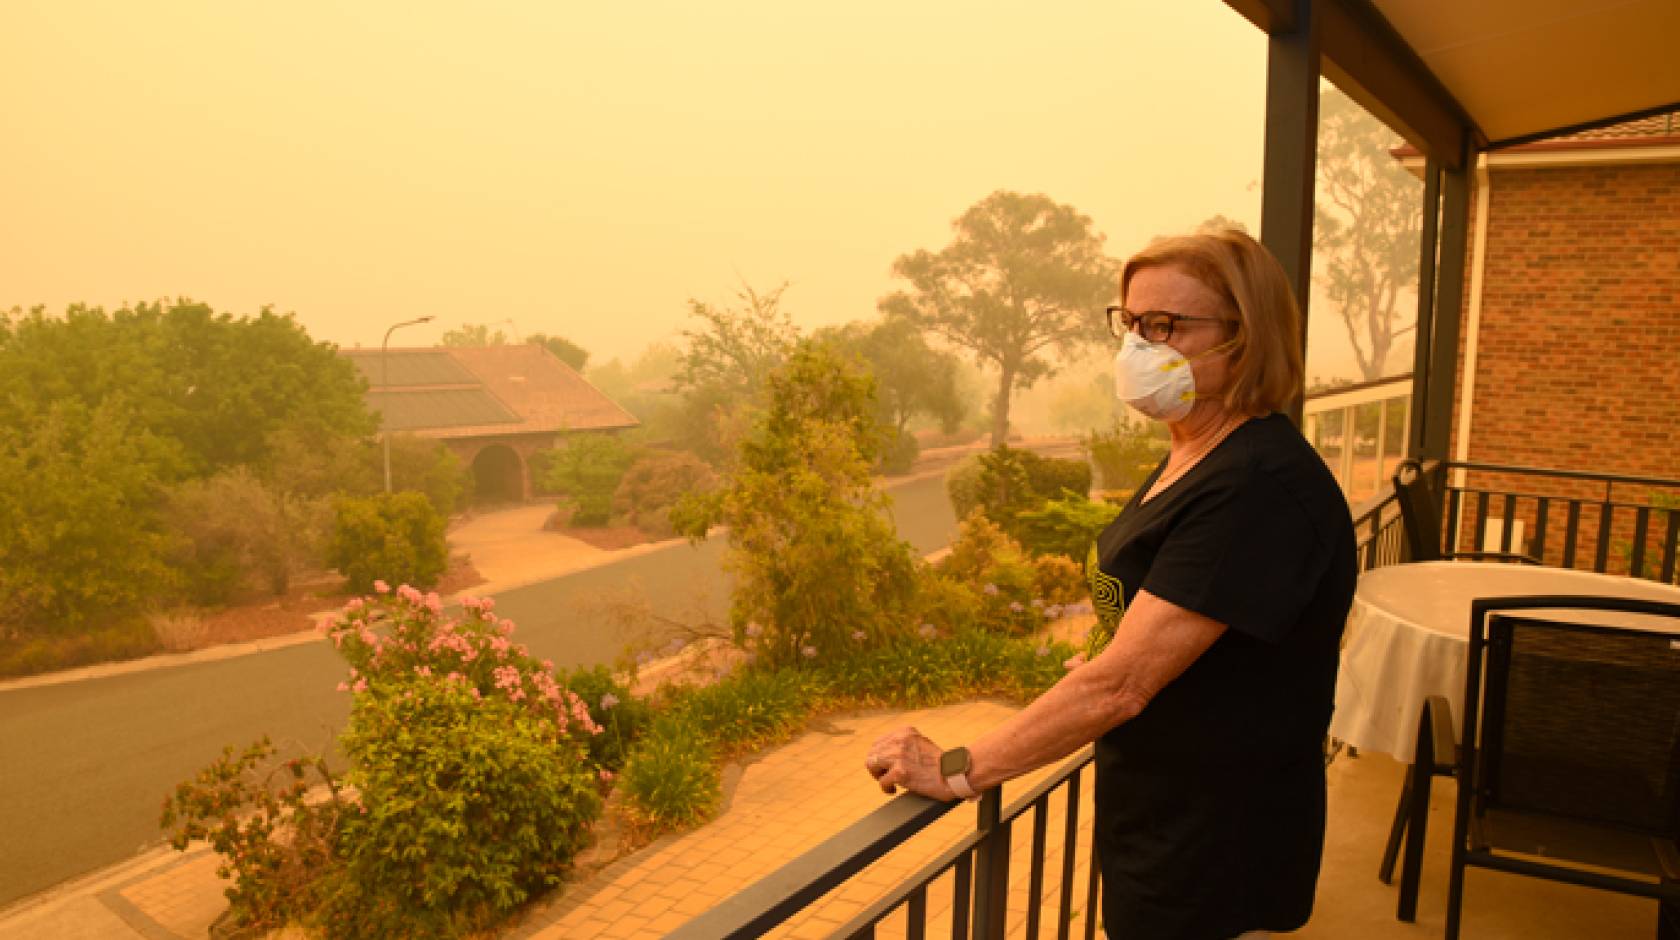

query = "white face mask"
[[1113, 331, 1235, 423]]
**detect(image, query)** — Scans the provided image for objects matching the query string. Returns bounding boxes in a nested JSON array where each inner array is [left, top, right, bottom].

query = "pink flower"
[[335, 681, 349, 692], [801, 645, 818, 659], [598, 769, 616, 783], [918, 624, 937, 640], [423, 592, 442, 614], [373, 580, 390, 594], [351, 678, 368, 693], [600, 693, 619, 710], [416, 665, 432, 678], [850, 630, 866, 641]]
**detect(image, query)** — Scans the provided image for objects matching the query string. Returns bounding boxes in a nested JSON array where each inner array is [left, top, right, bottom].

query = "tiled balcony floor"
[[1304, 750, 1660, 939]]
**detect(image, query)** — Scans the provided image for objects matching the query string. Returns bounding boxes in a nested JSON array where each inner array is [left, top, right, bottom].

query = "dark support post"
[[1408, 160, 1441, 457], [1420, 139, 1473, 462], [1258, 0, 1321, 425], [971, 789, 1010, 940]]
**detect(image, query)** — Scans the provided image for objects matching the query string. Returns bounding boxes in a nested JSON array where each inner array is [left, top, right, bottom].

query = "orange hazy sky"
[[1, 1, 1386, 378]]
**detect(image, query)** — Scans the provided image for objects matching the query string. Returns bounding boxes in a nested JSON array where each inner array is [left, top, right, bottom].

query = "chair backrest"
[[1392, 458, 1445, 562], [1469, 602, 1680, 836]]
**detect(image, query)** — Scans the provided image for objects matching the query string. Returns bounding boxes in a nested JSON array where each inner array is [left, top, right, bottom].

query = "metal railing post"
[[971, 789, 1010, 940]]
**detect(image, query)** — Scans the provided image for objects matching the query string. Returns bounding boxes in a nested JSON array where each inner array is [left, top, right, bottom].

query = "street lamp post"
[[382, 315, 434, 493]]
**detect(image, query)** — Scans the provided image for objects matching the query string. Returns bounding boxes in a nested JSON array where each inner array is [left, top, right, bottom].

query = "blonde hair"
[[1119, 228, 1304, 416]]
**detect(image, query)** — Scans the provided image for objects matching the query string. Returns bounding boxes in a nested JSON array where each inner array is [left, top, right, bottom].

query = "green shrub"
[[561, 665, 649, 772], [938, 512, 1041, 635], [0, 399, 178, 636], [539, 434, 637, 526], [674, 668, 817, 754], [1033, 554, 1089, 606], [1020, 450, 1092, 501], [165, 467, 332, 601], [323, 680, 600, 938], [909, 566, 984, 636], [1012, 494, 1122, 561], [674, 341, 917, 667], [1084, 420, 1168, 492], [327, 492, 448, 593], [611, 451, 717, 538], [326, 590, 603, 936], [0, 619, 159, 679], [878, 428, 920, 476], [160, 738, 346, 934], [949, 446, 1092, 536], [945, 454, 988, 520], [620, 714, 720, 832]]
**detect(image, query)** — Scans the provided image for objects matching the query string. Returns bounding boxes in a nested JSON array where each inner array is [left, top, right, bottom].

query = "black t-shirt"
[[1090, 412, 1356, 940]]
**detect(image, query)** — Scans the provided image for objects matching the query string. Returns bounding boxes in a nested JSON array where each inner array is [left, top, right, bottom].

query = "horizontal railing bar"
[[1445, 461, 1680, 490], [1446, 487, 1670, 513], [828, 749, 1095, 938], [668, 793, 959, 939], [830, 824, 987, 938], [997, 748, 1095, 825]]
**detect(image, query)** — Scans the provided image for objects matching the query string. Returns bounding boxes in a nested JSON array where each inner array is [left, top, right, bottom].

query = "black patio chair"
[[1436, 596, 1680, 939], [1391, 459, 1541, 565], [1380, 692, 1457, 921]]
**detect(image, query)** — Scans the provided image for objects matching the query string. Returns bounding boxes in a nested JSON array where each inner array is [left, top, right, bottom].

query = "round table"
[[1327, 561, 1680, 761]]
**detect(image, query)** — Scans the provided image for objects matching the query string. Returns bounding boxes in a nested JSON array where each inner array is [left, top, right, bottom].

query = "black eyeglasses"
[[1106, 305, 1236, 343]]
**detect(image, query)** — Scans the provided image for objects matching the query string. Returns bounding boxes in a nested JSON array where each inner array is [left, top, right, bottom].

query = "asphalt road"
[[0, 473, 957, 907]]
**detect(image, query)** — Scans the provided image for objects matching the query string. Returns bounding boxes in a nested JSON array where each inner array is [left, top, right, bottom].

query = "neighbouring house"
[[340, 344, 639, 501], [1400, 110, 1680, 560]]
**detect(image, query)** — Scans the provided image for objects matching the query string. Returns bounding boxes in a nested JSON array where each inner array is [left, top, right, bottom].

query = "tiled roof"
[[340, 345, 639, 439], [1548, 110, 1680, 144]]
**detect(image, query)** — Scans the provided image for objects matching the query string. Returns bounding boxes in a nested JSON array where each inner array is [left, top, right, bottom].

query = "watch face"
[[939, 747, 971, 777]]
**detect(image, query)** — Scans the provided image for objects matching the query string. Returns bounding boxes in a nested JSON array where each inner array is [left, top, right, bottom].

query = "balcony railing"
[[670, 748, 1099, 940], [1351, 459, 1680, 584], [676, 459, 1680, 940]]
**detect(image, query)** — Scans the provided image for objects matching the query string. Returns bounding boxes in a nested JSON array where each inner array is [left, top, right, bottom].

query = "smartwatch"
[[939, 746, 977, 800]]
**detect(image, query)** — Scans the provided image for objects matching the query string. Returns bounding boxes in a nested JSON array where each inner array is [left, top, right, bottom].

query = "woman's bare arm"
[[867, 590, 1227, 797]]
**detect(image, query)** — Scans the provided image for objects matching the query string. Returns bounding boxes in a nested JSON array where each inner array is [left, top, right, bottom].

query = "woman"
[[865, 229, 1356, 940]]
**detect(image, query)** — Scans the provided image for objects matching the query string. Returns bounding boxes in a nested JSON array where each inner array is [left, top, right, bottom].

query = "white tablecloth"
[[1327, 561, 1680, 761]]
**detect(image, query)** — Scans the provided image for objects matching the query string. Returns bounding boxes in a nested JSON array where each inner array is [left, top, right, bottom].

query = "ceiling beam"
[[1222, 0, 1296, 34], [1317, 0, 1479, 168], [1226, 0, 1480, 169]]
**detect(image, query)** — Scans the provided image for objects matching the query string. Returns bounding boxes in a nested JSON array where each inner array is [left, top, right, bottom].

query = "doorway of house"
[[471, 445, 524, 504]]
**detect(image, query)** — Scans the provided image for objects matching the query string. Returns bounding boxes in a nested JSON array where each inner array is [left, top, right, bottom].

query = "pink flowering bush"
[[316, 587, 603, 936], [163, 587, 607, 939]]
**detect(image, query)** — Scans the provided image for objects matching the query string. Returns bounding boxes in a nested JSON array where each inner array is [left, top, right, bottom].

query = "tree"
[[675, 281, 798, 401], [815, 317, 968, 473], [817, 318, 966, 439], [671, 281, 800, 463], [1314, 88, 1422, 380], [670, 340, 914, 666], [0, 400, 177, 633], [439, 323, 510, 347], [0, 301, 374, 480], [527, 333, 589, 371], [880, 191, 1119, 446]]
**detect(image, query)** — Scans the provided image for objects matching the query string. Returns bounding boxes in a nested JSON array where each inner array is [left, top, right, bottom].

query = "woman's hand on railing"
[[865, 726, 959, 801]]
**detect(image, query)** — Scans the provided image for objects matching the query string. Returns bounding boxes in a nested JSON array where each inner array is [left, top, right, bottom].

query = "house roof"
[[340, 345, 639, 439]]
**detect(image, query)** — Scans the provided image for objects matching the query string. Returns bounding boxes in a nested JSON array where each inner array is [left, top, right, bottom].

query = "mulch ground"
[[194, 555, 486, 648], [560, 524, 664, 551]]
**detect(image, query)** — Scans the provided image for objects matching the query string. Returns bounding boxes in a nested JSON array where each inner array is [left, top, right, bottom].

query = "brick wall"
[[1444, 160, 1680, 573], [1466, 161, 1680, 476]]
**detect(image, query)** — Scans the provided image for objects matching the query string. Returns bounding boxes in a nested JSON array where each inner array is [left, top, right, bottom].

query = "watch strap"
[[945, 769, 977, 800]]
